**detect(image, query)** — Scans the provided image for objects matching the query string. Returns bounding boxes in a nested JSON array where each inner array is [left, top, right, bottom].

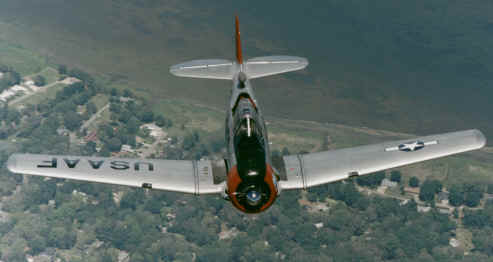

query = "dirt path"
[[80, 103, 109, 131], [140, 139, 162, 158]]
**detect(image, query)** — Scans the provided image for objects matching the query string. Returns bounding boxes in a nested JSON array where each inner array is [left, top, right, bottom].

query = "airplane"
[[6, 16, 486, 213]]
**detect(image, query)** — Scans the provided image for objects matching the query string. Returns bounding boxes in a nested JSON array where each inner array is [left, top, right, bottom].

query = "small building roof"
[[404, 187, 420, 194], [121, 144, 134, 153], [381, 178, 398, 188], [438, 191, 449, 201]]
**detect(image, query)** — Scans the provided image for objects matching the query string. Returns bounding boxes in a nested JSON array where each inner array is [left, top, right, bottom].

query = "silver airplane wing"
[[7, 154, 226, 195], [280, 129, 486, 190], [246, 56, 308, 79], [169, 59, 235, 80]]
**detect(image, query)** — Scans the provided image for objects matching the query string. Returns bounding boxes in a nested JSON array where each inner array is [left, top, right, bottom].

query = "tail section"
[[169, 16, 308, 80]]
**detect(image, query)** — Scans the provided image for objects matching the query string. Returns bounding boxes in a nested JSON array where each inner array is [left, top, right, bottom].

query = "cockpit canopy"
[[234, 113, 266, 179]]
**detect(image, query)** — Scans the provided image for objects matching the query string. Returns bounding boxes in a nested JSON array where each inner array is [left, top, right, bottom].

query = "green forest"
[[0, 67, 489, 261]]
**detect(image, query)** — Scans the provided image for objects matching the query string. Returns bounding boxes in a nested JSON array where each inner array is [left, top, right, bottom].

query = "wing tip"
[[6, 153, 19, 174], [472, 129, 487, 149], [169, 64, 181, 76], [299, 57, 309, 69]]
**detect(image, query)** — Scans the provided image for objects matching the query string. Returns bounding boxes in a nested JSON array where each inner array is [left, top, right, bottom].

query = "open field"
[[89, 95, 109, 110], [14, 82, 66, 106], [0, 1, 492, 142], [33, 67, 60, 84], [0, 40, 47, 75]]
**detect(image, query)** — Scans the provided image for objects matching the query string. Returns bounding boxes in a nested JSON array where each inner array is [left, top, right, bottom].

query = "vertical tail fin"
[[235, 16, 243, 65]]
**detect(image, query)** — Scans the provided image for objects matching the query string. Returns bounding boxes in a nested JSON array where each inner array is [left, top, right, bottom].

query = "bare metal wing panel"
[[280, 129, 486, 190], [7, 154, 225, 195], [245, 56, 308, 79], [169, 59, 235, 80]]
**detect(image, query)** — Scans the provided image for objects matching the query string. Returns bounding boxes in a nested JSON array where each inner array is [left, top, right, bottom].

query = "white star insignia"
[[385, 140, 438, 152]]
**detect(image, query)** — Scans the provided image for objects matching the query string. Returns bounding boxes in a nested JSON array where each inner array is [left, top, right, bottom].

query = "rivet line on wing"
[[192, 161, 199, 195], [296, 154, 306, 190]]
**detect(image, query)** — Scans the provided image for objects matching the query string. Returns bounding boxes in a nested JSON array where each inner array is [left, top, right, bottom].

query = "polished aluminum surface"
[[170, 59, 235, 80], [7, 154, 224, 195], [281, 129, 486, 190], [246, 56, 309, 79]]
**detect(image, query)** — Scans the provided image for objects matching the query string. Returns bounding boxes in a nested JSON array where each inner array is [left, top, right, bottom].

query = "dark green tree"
[[47, 227, 76, 249], [127, 117, 140, 134], [33, 75, 46, 86], [58, 64, 68, 74], [356, 172, 385, 188], [465, 191, 482, 207], [463, 209, 490, 228], [6, 109, 21, 124], [409, 176, 420, 187], [110, 103, 122, 114], [487, 184, 493, 194], [419, 180, 442, 202], [110, 88, 119, 97], [107, 137, 122, 152], [63, 111, 83, 131], [120, 189, 145, 210], [449, 184, 464, 207], [68, 68, 94, 85], [138, 110, 154, 123], [183, 133, 198, 150], [27, 235, 47, 255], [86, 102, 97, 115], [83, 141, 97, 155], [390, 171, 402, 183], [471, 227, 493, 256], [155, 115, 167, 127], [123, 89, 133, 97]]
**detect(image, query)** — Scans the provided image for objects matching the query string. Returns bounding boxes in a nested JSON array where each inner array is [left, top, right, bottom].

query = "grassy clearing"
[[267, 121, 322, 153], [0, 41, 47, 76], [99, 106, 111, 123], [153, 99, 225, 134], [455, 227, 474, 253], [89, 95, 109, 110], [35, 67, 60, 84], [14, 83, 66, 107]]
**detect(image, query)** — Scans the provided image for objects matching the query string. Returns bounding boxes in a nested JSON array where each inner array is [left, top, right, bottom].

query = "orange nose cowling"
[[227, 164, 277, 213]]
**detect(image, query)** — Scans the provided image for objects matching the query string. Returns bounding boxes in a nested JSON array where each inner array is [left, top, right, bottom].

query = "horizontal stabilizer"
[[246, 56, 308, 79], [170, 59, 234, 80]]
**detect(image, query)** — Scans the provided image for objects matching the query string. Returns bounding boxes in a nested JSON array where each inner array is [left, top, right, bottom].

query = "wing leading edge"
[[280, 129, 486, 190], [7, 154, 226, 195]]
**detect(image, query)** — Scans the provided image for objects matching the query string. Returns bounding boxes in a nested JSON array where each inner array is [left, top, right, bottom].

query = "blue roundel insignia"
[[398, 141, 425, 152]]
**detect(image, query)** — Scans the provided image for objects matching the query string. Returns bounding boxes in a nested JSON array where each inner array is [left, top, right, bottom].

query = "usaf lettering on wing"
[[36, 158, 154, 171]]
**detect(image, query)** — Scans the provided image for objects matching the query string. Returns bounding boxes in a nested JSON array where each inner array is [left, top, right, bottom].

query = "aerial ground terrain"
[[0, 1, 492, 261]]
